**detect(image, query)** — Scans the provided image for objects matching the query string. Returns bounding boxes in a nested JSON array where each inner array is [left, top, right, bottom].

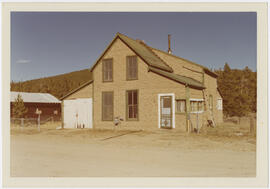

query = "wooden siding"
[[64, 83, 93, 100]]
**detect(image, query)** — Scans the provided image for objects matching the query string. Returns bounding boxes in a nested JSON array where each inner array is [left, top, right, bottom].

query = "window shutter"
[[102, 92, 113, 120], [103, 59, 113, 82], [127, 56, 137, 80]]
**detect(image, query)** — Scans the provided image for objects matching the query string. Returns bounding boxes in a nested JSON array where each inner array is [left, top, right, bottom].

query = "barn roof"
[[11, 92, 61, 103], [148, 66, 205, 90]]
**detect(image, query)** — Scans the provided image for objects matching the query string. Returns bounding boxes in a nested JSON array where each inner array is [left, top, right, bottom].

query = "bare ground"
[[10, 122, 256, 177]]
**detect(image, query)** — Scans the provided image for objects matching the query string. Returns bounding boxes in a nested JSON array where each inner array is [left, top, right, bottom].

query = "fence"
[[10, 116, 58, 132]]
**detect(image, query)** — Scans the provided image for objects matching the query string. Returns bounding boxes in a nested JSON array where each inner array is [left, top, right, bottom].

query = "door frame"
[[158, 93, 175, 129]]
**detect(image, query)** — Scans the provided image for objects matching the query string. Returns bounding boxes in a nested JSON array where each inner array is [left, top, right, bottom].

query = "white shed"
[[60, 80, 93, 129]]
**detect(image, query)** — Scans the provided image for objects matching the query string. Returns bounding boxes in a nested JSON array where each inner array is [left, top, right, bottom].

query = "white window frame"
[[217, 98, 223, 110], [190, 98, 204, 114], [158, 93, 175, 129]]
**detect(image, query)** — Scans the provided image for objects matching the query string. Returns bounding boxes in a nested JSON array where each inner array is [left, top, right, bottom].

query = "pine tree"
[[12, 94, 28, 118]]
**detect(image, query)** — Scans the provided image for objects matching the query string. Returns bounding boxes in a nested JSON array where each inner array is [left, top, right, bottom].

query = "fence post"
[[20, 118, 24, 131], [38, 115, 40, 132]]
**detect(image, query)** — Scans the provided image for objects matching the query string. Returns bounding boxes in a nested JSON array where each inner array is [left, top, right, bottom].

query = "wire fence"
[[10, 116, 57, 132]]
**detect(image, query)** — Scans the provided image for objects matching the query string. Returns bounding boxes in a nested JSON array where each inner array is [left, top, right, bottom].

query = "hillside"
[[11, 69, 92, 99]]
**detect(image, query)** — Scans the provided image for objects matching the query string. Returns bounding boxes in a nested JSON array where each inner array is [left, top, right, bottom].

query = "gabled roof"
[[148, 66, 205, 90], [11, 92, 60, 103], [90, 33, 173, 72], [117, 33, 173, 72], [60, 80, 93, 100], [90, 33, 217, 79]]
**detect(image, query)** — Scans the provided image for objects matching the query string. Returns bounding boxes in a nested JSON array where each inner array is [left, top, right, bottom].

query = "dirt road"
[[11, 128, 256, 177]]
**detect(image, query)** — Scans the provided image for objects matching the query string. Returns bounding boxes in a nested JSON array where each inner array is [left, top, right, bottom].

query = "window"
[[190, 99, 204, 113], [217, 99, 223, 110], [176, 100, 186, 113], [102, 91, 113, 120], [126, 56, 138, 80], [126, 90, 138, 120], [103, 58, 113, 82]]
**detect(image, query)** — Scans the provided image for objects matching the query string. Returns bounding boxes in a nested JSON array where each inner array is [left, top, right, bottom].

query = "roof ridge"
[[139, 41, 174, 73]]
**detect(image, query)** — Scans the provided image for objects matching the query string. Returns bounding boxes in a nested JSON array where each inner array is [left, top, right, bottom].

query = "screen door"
[[160, 96, 172, 129]]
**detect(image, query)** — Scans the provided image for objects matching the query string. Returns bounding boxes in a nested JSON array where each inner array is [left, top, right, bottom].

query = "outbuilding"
[[10, 91, 61, 121], [60, 80, 93, 129]]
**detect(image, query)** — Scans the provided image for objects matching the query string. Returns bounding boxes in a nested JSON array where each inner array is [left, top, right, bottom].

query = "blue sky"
[[11, 12, 256, 81]]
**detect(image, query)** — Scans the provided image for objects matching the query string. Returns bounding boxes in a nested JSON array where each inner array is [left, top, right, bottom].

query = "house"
[[61, 33, 223, 132], [11, 92, 61, 121]]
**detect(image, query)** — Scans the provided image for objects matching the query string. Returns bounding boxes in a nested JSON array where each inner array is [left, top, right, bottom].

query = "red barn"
[[10, 92, 61, 121]]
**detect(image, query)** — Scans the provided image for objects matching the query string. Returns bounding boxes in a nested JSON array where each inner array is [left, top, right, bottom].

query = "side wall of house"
[[64, 83, 93, 100], [92, 38, 204, 131], [151, 49, 204, 83], [203, 73, 223, 124]]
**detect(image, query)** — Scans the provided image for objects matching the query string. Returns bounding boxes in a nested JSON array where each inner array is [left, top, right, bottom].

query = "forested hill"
[[10, 69, 92, 99]]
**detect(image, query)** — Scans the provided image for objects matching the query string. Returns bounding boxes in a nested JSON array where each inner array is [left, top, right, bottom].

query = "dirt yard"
[[10, 122, 256, 177]]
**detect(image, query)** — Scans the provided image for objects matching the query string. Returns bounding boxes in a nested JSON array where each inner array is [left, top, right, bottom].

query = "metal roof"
[[148, 66, 205, 90], [117, 33, 173, 72], [90, 33, 173, 73], [11, 92, 61, 103]]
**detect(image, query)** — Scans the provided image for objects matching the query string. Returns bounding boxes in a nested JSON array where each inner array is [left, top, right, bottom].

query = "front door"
[[160, 96, 172, 129]]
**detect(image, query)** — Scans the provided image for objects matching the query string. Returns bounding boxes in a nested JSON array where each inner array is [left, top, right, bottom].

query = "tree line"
[[11, 69, 92, 99], [215, 63, 257, 118]]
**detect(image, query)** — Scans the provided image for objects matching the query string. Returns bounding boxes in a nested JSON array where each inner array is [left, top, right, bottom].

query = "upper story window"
[[102, 58, 113, 82], [126, 56, 138, 80]]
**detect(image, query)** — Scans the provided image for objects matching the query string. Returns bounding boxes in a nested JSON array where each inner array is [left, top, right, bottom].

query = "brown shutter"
[[126, 56, 137, 80], [102, 91, 113, 120], [103, 59, 113, 82]]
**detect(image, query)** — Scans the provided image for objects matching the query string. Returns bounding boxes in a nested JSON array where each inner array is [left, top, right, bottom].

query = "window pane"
[[133, 91, 137, 105], [128, 92, 132, 105], [133, 105, 137, 118], [128, 106, 133, 118], [163, 97, 171, 108], [176, 100, 185, 112]]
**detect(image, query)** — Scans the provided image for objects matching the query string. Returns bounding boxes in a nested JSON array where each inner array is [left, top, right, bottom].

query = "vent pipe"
[[168, 34, 172, 54]]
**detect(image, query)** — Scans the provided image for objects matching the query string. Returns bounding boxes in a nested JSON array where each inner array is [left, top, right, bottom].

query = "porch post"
[[185, 86, 191, 132]]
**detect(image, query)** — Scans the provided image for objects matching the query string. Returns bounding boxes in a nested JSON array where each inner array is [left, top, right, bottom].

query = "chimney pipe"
[[168, 34, 172, 54]]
